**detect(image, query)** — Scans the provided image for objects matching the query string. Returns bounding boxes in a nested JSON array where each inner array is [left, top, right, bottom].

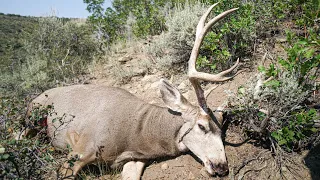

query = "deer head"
[[160, 3, 241, 176]]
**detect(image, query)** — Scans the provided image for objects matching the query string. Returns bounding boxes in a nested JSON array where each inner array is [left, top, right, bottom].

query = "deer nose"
[[210, 161, 229, 176]]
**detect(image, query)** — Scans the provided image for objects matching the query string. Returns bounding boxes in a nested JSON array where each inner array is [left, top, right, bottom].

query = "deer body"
[[36, 85, 186, 160]]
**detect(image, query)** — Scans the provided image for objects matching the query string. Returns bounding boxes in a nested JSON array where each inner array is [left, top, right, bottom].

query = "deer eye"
[[198, 124, 206, 131]]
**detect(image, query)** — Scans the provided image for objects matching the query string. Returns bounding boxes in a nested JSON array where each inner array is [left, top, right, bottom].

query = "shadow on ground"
[[304, 143, 320, 180]]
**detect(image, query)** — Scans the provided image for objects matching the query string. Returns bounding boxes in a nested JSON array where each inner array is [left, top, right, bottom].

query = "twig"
[[234, 157, 257, 175], [204, 85, 220, 99], [263, 76, 274, 83], [261, 52, 267, 65], [237, 162, 268, 180]]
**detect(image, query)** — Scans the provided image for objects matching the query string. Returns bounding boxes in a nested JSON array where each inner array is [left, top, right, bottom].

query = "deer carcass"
[[28, 3, 241, 179]]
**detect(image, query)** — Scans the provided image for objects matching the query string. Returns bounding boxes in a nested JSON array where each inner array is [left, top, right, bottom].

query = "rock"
[[275, 36, 287, 43], [161, 163, 169, 170], [148, 100, 157, 104], [281, 166, 288, 172], [128, 67, 146, 77], [129, 89, 137, 94], [188, 171, 195, 179], [141, 74, 159, 83], [178, 82, 187, 90], [182, 92, 191, 100], [150, 81, 160, 89], [118, 55, 132, 64], [143, 83, 151, 91]]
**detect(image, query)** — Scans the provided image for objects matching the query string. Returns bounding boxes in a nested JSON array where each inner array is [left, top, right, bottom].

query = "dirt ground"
[[80, 40, 320, 180]]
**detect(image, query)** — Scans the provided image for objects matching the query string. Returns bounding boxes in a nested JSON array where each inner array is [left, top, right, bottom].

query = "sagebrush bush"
[[0, 16, 101, 96], [228, 72, 309, 121], [147, 2, 207, 70], [227, 71, 318, 151]]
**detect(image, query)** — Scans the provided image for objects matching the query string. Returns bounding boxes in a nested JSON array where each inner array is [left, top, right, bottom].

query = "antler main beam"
[[188, 3, 241, 112]]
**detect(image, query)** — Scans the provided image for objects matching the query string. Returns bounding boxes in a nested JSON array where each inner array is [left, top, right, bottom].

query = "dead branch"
[[204, 85, 219, 99]]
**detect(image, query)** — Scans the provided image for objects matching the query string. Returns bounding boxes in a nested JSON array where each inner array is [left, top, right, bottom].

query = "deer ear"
[[159, 79, 192, 113]]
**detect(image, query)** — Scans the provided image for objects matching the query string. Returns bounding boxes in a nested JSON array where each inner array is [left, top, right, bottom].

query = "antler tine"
[[191, 58, 243, 82], [188, 5, 240, 113], [204, 8, 239, 37], [196, 3, 219, 38]]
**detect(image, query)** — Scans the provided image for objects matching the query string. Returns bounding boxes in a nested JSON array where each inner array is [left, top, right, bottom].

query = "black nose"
[[210, 162, 229, 176], [217, 163, 229, 176]]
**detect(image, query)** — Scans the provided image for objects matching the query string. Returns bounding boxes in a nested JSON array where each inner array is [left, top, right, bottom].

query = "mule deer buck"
[[24, 3, 241, 179]]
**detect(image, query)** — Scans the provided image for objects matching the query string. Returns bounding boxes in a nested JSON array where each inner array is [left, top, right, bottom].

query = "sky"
[[0, 0, 112, 18]]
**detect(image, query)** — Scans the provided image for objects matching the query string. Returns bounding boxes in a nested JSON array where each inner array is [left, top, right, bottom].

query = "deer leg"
[[59, 150, 96, 179], [121, 161, 145, 180], [59, 133, 96, 179]]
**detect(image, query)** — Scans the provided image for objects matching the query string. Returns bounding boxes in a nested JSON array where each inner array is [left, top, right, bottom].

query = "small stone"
[[143, 84, 151, 91], [118, 55, 132, 63], [281, 166, 288, 172], [178, 82, 187, 91], [129, 89, 137, 94], [188, 171, 195, 179], [161, 163, 169, 170], [150, 81, 160, 89], [275, 37, 287, 43], [141, 74, 159, 83], [182, 92, 190, 100]]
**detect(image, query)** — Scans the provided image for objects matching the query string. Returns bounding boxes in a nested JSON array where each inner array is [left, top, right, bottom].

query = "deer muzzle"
[[206, 159, 229, 176]]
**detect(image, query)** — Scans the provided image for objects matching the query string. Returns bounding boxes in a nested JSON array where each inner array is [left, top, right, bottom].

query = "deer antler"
[[188, 3, 242, 112]]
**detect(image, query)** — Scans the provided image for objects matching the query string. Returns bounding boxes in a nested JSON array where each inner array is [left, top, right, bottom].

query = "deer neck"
[[133, 103, 186, 157]]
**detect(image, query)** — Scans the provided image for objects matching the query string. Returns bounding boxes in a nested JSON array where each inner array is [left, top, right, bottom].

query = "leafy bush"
[[199, 0, 257, 71], [222, 0, 319, 152], [271, 0, 319, 27], [271, 109, 318, 150], [85, 0, 168, 43], [0, 97, 60, 179], [278, 30, 319, 85]]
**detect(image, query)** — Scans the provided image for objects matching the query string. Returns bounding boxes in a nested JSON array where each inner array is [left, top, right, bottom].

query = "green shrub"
[[85, 0, 168, 43], [278, 30, 319, 85], [271, 0, 319, 27], [271, 109, 318, 150], [199, 0, 257, 71], [228, 71, 318, 151]]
